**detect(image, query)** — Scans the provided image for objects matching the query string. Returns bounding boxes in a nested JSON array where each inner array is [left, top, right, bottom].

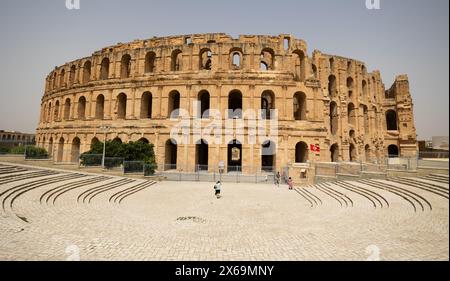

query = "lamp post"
[[99, 125, 110, 168]]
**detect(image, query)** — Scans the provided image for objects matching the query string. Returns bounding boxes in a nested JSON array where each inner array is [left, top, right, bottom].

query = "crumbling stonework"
[[35, 33, 417, 176]]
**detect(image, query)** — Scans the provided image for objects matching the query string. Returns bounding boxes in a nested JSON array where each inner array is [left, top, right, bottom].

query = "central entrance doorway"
[[227, 139, 242, 172]]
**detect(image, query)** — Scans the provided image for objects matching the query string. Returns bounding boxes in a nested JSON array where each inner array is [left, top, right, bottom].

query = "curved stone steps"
[[316, 183, 353, 207], [77, 178, 134, 204], [332, 181, 381, 209], [314, 183, 345, 207], [0, 170, 58, 185], [109, 181, 157, 204], [388, 178, 448, 199], [293, 187, 316, 207]]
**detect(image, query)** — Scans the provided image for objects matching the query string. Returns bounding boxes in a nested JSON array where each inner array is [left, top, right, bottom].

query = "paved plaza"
[[0, 162, 448, 261]]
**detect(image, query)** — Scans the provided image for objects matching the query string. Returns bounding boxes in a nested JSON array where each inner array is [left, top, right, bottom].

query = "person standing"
[[214, 181, 222, 198], [287, 177, 294, 190], [275, 171, 281, 187]]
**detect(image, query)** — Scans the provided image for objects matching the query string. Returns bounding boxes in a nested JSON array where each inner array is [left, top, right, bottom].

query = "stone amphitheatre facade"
[[36, 33, 418, 181]]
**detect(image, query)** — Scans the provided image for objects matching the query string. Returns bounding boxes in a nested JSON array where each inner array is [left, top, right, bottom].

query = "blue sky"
[[0, 0, 448, 139]]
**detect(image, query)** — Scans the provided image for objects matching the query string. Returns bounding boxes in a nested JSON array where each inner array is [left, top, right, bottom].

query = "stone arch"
[[261, 140, 276, 171], [168, 90, 180, 118], [48, 102, 52, 122], [293, 50, 306, 81], [261, 90, 275, 119], [363, 105, 369, 134], [48, 137, 54, 157], [227, 139, 242, 172], [165, 138, 177, 170], [199, 48, 212, 70], [138, 137, 149, 144], [78, 96, 86, 119], [295, 141, 308, 163], [63, 98, 71, 120], [362, 80, 368, 98], [140, 92, 152, 119], [330, 101, 338, 135], [91, 137, 100, 148], [145, 51, 156, 73], [386, 110, 398, 131], [69, 65, 76, 86], [260, 48, 274, 71], [112, 137, 122, 144], [330, 143, 339, 162], [121, 54, 132, 78], [83, 60, 91, 83], [230, 48, 243, 69], [71, 137, 81, 163], [95, 94, 105, 119], [195, 139, 209, 170], [57, 137, 65, 162], [293, 92, 307, 120], [228, 90, 243, 119], [117, 93, 127, 119], [388, 144, 399, 158], [328, 75, 337, 97], [100, 58, 110, 80], [171, 49, 182, 71], [347, 77, 354, 98], [348, 102, 356, 126], [365, 144, 371, 162], [198, 90, 210, 118], [59, 69, 65, 88], [312, 64, 318, 79], [349, 143, 357, 162]]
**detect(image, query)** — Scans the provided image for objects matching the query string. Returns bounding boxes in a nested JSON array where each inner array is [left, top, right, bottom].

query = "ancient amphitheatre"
[[36, 33, 417, 184]]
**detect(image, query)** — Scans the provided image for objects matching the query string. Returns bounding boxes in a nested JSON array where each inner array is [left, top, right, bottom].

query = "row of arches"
[[328, 75, 370, 99], [47, 49, 309, 91], [42, 90, 308, 122]]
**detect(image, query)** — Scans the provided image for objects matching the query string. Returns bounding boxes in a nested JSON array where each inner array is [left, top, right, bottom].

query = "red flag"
[[310, 144, 320, 152]]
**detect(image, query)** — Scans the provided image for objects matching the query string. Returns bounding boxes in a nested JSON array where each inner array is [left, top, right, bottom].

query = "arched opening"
[[83, 61, 91, 84], [261, 140, 276, 171], [349, 129, 356, 140], [171, 49, 182, 71], [199, 49, 212, 70], [388, 145, 399, 158], [329, 57, 335, 72], [57, 137, 64, 162], [168, 90, 180, 118], [293, 92, 306, 120], [112, 137, 122, 144], [52, 72, 57, 89], [195, 139, 209, 170], [349, 143, 357, 162], [78, 96, 86, 119], [48, 137, 54, 157], [140, 92, 152, 119], [100, 58, 110, 80], [117, 93, 127, 119], [328, 75, 337, 97], [165, 139, 177, 170], [260, 48, 274, 71], [330, 144, 339, 162], [230, 49, 242, 69], [261, 90, 275, 120], [312, 64, 318, 79], [71, 137, 81, 163], [121, 54, 131, 78], [228, 90, 242, 119], [42, 104, 47, 123], [53, 101, 59, 121], [95, 94, 105, 119], [295, 142, 308, 163], [138, 138, 149, 144], [198, 90, 210, 118], [348, 103, 356, 126], [330, 102, 338, 135], [365, 145, 370, 162], [91, 137, 100, 148], [228, 139, 242, 172], [362, 80, 368, 98], [386, 110, 398, 130], [145, 52, 156, 73], [363, 105, 369, 134], [69, 65, 76, 86], [63, 98, 71, 120], [59, 69, 65, 88], [347, 77, 354, 98], [294, 50, 305, 81]]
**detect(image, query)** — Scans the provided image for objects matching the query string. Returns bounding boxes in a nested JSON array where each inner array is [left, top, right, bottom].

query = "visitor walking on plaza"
[[275, 171, 281, 187], [287, 177, 294, 190], [214, 181, 222, 198]]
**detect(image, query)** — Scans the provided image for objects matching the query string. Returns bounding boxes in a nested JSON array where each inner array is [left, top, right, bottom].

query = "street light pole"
[[99, 125, 110, 169]]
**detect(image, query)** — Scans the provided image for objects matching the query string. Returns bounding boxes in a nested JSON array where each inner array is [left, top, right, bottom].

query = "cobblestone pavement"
[[0, 162, 448, 261]]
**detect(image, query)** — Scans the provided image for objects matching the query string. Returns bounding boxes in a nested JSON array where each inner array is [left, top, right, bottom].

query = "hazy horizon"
[[0, 0, 448, 139]]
